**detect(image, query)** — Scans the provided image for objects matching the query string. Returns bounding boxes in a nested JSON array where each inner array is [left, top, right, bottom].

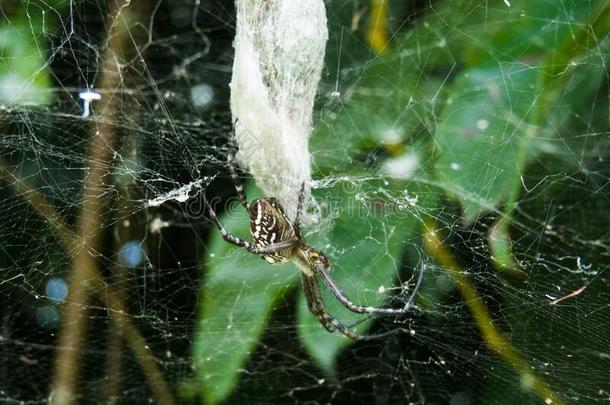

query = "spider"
[[203, 152, 426, 339]]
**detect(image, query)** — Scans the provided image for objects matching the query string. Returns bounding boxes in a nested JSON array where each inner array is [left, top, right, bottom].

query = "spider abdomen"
[[249, 198, 295, 264]]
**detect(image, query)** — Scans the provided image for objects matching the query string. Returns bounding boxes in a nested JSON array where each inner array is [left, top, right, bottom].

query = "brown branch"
[[0, 160, 74, 249], [0, 148, 175, 403], [104, 254, 127, 402], [48, 2, 173, 404], [51, 23, 122, 405], [104, 191, 141, 400], [104, 313, 125, 404], [91, 269, 175, 404], [0, 3, 175, 403]]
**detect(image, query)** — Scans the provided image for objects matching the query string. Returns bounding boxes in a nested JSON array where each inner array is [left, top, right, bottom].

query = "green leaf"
[[540, 3, 610, 152], [394, 0, 602, 70], [459, 0, 598, 66], [434, 63, 540, 223], [305, 33, 440, 370], [296, 180, 426, 373], [432, 4, 608, 269], [0, 12, 53, 105], [313, 54, 438, 172], [192, 186, 299, 405]]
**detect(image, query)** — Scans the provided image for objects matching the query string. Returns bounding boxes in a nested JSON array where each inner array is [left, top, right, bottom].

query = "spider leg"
[[227, 151, 249, 209], [399, 263, 427, 311], [301, 273, 405, 341], [301, 273, 359, 339], [314, 263, 427, 315], [203, 193, 296, 255], [255, 240, 297, 254]]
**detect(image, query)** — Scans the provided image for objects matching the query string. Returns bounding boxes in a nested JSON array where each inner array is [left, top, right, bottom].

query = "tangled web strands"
[[230, 0, 328, 222], [1, 1, 608, 404]]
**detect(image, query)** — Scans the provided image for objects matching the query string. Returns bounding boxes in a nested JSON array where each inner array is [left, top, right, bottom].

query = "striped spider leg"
[[204, 153, 426, 339]]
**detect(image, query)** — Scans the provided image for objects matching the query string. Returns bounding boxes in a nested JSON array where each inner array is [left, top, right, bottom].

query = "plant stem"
[[424, 221, 563, 405]]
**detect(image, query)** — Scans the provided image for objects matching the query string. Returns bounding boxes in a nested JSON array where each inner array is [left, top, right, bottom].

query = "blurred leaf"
[[0, 12, 52, 105], [541, 3, 610, 144], [486, 12, 608, 272], [542, 1, 609, 78], [192, 186, 299, 405], [365, 0, 390, 54], [322, 0, 374, 83], [394, 0, 604, 71], [460, 0, 598, 66], [313, 54, 439, 172], [488, 216, 522, 274], [434, 63, 540, 222], [297, 180, 429, 373]]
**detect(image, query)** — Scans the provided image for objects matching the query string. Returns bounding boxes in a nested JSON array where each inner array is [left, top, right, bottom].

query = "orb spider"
[[203, 152, 426, 339]]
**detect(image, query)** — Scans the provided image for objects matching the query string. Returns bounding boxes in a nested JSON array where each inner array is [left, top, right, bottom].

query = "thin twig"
[[549, 285, 587, 305]]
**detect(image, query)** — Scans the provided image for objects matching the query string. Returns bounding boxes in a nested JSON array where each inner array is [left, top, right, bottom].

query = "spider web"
[[0, 1, 609, 404]]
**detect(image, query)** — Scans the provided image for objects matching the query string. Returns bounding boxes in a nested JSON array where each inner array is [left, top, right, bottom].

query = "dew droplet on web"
[[476, 118, 489, 130], [45, 277, 68, 303], [190, 83, 215, 110], [118, 240, 145, 268], [36, 306, 59, 329]]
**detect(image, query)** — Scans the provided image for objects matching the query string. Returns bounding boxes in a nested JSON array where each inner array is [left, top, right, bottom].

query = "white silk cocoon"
[[230, 0, 328, 222]]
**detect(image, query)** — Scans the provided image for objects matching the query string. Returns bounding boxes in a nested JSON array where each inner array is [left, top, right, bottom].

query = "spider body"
[[204, 151, 426, 339], [249, 198, 295, 264]]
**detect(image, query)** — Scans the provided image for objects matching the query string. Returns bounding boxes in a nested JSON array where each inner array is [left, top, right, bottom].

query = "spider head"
[[307, 249, 330, 271]]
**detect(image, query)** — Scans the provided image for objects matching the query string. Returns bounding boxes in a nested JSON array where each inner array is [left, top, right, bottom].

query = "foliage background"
[[0, 0, 608, 404]]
